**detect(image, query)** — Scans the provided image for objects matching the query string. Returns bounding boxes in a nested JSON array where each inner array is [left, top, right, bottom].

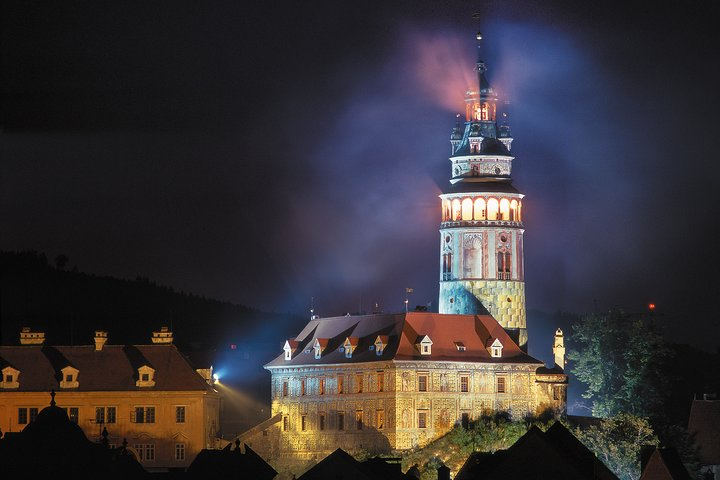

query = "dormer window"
[[454, 341, 466, 352], [374, 336, 388, 356], [314, 338, 328, 360], [416, 335, 433, 356], [136, 365, 156, 387], [1, 366, 20, 389], [283, 339, 299, 361], [60, 366, 79, 388], [343, 337, 358, 358], [489, 338, 503, 358]]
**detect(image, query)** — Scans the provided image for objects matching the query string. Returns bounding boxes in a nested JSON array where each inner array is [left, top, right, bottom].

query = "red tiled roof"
[[265, 312, 540, 368], [0, 344, 214, 392]]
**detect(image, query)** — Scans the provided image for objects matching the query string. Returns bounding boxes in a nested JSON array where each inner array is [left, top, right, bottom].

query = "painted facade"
[[249, 313, 566, 460]]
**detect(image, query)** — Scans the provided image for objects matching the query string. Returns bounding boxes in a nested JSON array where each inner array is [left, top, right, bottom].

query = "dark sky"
[[2, 0, 719, 359]]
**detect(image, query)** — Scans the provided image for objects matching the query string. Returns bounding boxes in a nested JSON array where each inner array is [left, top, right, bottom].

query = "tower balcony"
[[441, 219, 523, 229]]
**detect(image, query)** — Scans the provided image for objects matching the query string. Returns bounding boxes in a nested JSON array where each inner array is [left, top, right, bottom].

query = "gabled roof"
[[265, 312, 540, 368], [640, 447, 691, 480], [0, 344, 214, 392]]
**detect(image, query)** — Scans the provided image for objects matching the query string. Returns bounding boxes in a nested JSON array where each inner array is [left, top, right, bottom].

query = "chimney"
[[20, 327, 45, 345], [151, 326, 173, 344], [94, 331, 108, 351], [553, 328, 565, 371]]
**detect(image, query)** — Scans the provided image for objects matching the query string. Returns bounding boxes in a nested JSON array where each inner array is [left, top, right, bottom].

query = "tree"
[[568, 309, 669, 419], [575, 413, 658, 480]]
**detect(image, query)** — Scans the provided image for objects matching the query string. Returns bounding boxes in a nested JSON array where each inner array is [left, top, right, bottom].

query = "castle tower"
[[439, 31, 528, 350]]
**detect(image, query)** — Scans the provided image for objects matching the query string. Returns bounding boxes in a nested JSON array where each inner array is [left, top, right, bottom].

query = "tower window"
[[442, 252, 453, 281], [474, 198, 486, 220], [487, 198, 499, 220], [497, 250, 512, 280], [452, 199, 461, 220], [461, 198, 473, 220]]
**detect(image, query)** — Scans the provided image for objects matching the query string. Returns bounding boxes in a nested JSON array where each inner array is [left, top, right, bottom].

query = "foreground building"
[[0, 327, 221, 471], [260, 312, 565, 459]]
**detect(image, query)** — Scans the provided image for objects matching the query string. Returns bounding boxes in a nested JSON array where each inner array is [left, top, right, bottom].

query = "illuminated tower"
[[439, 31, 528, 350]]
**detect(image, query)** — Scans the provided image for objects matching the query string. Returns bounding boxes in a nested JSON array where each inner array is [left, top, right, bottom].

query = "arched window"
[[474, 198, 486, 220], [487, 198, 499, 220], [510, 199, 518, 221], [518, 201, 523, 221], [461, 198, 473, 220], [442, 199, 451, 221], [500, 199, 510, 220], [452, 199, 461, 221], [497, 233, 512, 280], [442, 252, 453, 281]]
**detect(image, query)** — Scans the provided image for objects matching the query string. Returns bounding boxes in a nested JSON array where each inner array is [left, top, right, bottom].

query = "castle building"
[[439, 32, 527, 350], [0, 327, 221, 471], [244, 31, 568, 461]]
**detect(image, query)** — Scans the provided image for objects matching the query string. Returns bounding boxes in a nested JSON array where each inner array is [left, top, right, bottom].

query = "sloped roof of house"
[[0, 344, 214, 392], [265, 312, 540, 368]]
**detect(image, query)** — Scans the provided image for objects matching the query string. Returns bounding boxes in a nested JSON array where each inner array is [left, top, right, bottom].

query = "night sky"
[[2, 0, 719, 361]]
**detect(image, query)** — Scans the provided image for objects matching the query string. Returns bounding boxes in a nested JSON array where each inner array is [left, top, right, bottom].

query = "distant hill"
[[1, 250, 304, 349]]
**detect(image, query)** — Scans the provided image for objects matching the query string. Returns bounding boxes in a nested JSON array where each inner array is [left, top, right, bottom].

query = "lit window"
[[176, 406, 186, 423], [377, 410, 385, 430], [461, 198, 473, 220], [418, 412, 427, 429], [377, 372, 384, 392], [500, 198, 510, 220], [175, 443, 186, 461], [319, 378, 325, 395], [452, 199, 461, 220], [338, 375, 344, 394], [356, 374, 363, 393], [473, 198, 486, 220], [487, 198, 499, 220]]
